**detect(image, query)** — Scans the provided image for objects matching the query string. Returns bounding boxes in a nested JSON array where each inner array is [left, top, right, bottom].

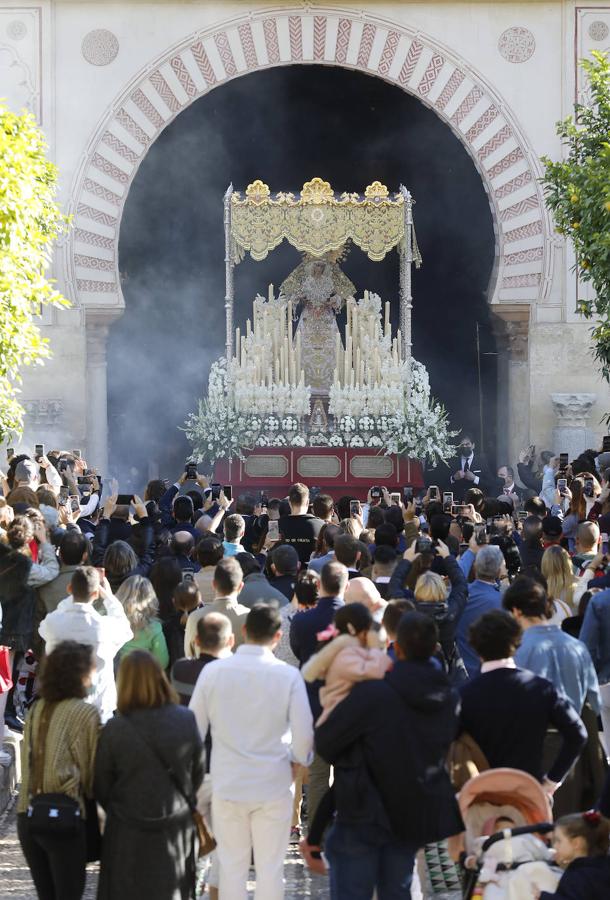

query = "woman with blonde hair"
[[94, 650, 204, 900], [542, 545, 577, 624], [411, 539, 468, 683], [115, 575, 169, 669]]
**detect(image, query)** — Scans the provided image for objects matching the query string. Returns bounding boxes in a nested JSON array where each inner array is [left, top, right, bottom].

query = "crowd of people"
[[1, 439, 610, 899]]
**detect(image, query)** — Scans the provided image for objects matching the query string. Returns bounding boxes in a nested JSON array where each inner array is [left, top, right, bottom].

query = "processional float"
[[187, 178, 452, 497]]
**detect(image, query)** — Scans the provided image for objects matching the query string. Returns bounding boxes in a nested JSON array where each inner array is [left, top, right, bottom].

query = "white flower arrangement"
[[185, 295, 455, 464]]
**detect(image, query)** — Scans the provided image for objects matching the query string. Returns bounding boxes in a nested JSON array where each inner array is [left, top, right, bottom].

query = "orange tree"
[[541, 52, 610, 379], [0, 103, 69, 441]]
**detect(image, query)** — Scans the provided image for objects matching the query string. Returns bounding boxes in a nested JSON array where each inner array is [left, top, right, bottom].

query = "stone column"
[[492, 304, 530, 468], [85, 311, 120, 474], [551, 393, 597, 459]]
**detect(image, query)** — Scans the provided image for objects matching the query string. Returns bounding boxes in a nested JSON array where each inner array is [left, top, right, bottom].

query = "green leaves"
[[0, 103, 70, 441], [541, 52, 610, 389]]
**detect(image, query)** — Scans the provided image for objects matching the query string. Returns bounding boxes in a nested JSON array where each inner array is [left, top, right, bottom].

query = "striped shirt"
[[18, 698, 100, 815]]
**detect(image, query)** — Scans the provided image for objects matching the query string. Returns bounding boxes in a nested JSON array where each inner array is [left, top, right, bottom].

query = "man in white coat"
[[39, 566, 132, 723]]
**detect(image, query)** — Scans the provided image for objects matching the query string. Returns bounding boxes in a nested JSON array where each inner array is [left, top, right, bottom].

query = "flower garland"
[[184, 355, 455, 465]]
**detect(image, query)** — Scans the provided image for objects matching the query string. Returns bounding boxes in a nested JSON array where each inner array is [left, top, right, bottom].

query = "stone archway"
[[67, 7, 551, 467]]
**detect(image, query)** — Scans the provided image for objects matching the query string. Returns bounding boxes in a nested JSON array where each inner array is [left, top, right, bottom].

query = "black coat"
[[94, 704, 204, 900], [540, 856, 610, 899], [92, 515, 155, 588], [315, 659, 463, 847], [0, 542, 35, 651]]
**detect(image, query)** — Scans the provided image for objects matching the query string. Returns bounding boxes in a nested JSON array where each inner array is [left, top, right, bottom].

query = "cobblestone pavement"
[[0, 793, 426, 898], [0, 793, 333, 899]]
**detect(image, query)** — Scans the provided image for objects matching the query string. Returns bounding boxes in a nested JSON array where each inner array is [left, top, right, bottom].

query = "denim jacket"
[[580, 588, 610, 684]]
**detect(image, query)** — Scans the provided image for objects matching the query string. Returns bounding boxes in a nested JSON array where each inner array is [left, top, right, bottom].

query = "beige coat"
[[184, 595, 249, 657]]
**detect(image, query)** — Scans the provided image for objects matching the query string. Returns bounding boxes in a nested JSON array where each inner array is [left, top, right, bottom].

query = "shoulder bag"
[[125, 716, 216, 857]]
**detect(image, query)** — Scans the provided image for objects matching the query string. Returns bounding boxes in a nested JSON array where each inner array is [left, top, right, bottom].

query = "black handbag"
[[27, 792, 82, 837], [26, 702, 82, 837]]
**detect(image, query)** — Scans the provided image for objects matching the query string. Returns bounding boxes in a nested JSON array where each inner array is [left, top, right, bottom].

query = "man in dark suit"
[[496, 464, 525, 505], [290, 560, 346, 826], [446, 433, 490, 501]]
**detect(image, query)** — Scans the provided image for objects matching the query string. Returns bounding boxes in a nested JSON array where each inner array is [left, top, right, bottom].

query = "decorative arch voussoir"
[[68, 7, 550, 310]]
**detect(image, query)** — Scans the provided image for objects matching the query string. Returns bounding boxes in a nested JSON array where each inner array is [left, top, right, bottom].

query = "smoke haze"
[[111, 65, 496, 485]]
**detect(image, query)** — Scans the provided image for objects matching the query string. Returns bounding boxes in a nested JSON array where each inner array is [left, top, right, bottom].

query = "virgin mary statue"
[[280, 250, 355, 397]]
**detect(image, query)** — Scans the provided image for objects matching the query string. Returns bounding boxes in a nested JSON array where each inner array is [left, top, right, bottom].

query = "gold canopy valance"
[[230, 178, 407, 263]]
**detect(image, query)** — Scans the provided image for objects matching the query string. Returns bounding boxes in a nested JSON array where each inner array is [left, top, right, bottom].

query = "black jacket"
[[517, 461, 543, 494], [388, 556, 468, 681], [0, 542, 35, 650], [540, 856, 610, 899], [519, 539, 544, 574], [92, 515, 155, 588], [459, 667, 587, 784], [315, 660, 463, 847], [445, 454, 491, 500]]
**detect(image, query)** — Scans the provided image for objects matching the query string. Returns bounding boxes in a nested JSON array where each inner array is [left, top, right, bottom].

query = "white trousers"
[[212, 791, 293, 900]]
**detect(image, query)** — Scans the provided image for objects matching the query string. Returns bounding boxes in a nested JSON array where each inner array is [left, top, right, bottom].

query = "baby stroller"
[[456, 768, 562, 899]]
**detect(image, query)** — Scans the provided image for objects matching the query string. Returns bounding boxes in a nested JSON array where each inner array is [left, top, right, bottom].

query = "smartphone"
[[350, 500, 361, 517], [452, 504, 470, 516], [59, 485, 69, 500], [116, 493, 134, 506], [475, 524, 488, 545], [584, 476, 595, 498], [267, 519, 280, 541], [183, 572, 195, 582], [259, 491, 268, 508], [35, 443, 44, 462], [70, 495, 81, 513], [6, 448, 14, 461], [557, 477, 568, 494], [403, 486, 414, 504], [443, 491, 453, 511], [370, 486, 382, 500], [72, 449, 81, 459], [559, 452, 569, 470], [185, 462, 198, 480], [211, 483, 222, 501], [603, 436, 610, 452], [390, 492, 401, 506], [416, 536, 433, 554], [517, 510, 528, 521], [222, 485, 233, 502], [429, 485, 439, 501]]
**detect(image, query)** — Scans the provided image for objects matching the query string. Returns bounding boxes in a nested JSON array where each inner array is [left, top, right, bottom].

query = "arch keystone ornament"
[[66, 7, 551, 315]]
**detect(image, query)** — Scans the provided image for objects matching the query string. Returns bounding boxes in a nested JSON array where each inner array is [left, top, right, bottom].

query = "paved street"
[[0, 791, 430, 899], [0, 792, 332, 899]]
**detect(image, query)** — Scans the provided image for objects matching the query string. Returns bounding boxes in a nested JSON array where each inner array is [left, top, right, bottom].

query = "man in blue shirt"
[[456, 545, 505, 677], [503, 577, 600, 715]]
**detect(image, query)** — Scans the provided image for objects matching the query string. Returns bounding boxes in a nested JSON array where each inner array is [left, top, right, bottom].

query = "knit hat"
[[597, 452, 610, 471]]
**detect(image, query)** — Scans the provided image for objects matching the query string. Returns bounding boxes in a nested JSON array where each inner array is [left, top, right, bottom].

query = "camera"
[[370, 486, 382, 500]]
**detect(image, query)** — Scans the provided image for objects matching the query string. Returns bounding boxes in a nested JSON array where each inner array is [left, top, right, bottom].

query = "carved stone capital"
[[551, 393, 597, 428], [85, 308, 122, 366], [491, 304, 530, 362]]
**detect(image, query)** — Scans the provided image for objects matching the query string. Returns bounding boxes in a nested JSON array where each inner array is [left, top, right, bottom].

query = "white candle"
[[235, 327, 241, 364], [269, 284, 273, 302], [246, 318, 251, 338], [397, 330, 402, 363], [385, 301, 390, 337]]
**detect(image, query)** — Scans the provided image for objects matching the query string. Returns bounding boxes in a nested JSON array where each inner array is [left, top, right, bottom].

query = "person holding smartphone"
[[278, 483, 325, 566]]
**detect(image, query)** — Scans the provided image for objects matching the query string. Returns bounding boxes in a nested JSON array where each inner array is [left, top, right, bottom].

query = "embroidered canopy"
[[230, 178, 415, 263]]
